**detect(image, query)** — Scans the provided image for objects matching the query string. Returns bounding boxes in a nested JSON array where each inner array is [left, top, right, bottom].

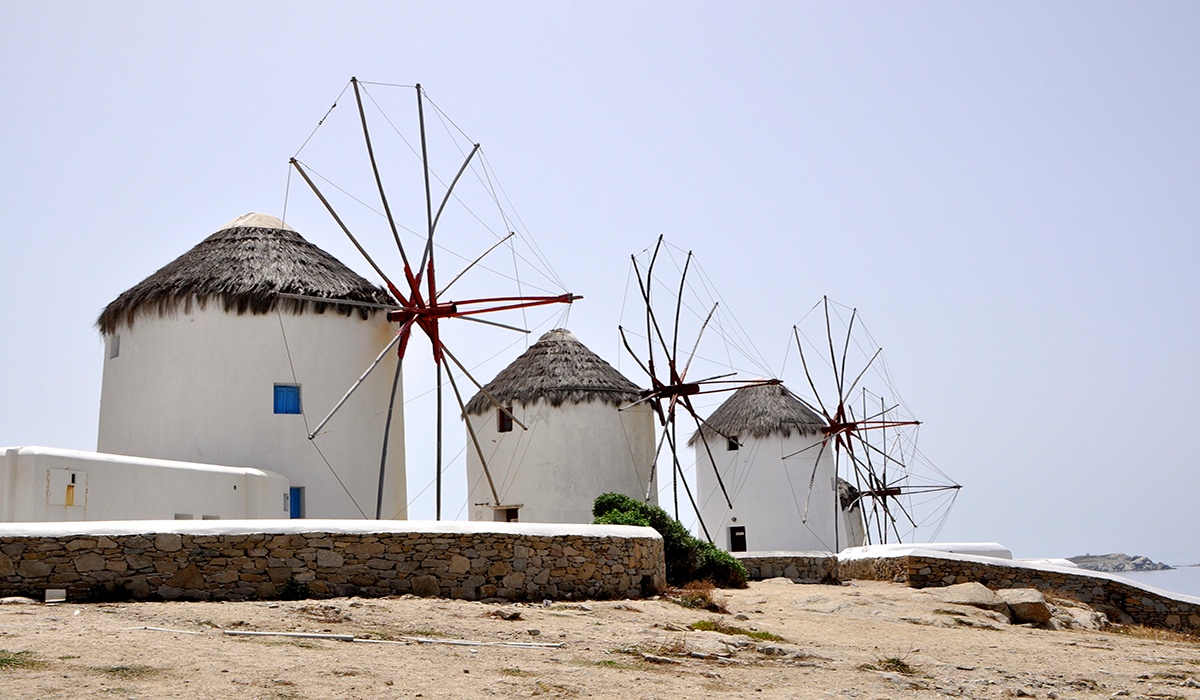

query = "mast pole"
[[436, 362, 443, 520], [376, 359, 403, 519]]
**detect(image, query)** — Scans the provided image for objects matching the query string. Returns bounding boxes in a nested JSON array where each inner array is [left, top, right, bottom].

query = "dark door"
[[729, 526, 747, 552]]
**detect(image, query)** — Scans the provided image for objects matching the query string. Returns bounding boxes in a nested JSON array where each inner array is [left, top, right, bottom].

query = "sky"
[[2, 2, 1197, 564]]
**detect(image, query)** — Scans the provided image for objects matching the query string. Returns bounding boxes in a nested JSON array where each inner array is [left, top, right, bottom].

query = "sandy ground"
[[1, 579, 1198, 699]]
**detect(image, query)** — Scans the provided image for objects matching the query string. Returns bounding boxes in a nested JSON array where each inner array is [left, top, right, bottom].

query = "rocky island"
[[1068, 552, 1172, 572]]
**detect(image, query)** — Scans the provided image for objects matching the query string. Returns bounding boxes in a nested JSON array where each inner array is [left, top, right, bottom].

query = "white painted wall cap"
[[1, 445, 283, 479], [0, 519, 662, 540], [840, 542, 1013, 560]]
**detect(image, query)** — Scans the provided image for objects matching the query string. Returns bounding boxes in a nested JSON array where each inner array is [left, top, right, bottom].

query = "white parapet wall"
[[0, 446, 290, 522]]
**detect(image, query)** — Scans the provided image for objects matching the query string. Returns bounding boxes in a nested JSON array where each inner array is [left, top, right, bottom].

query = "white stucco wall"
[[96, 304, 405, 519], [696, 430, 864, 553], [0, 446, 289, 521], [464, 399, 656, 524]]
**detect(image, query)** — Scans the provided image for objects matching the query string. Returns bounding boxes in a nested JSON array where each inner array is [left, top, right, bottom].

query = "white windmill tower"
[[461, 328, 656, 524], [693, 382, 866, 553], [96, 212, 407, 519]]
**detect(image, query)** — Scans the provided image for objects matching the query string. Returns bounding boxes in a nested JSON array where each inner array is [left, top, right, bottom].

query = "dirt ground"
[[1, 579, 1198, 699]]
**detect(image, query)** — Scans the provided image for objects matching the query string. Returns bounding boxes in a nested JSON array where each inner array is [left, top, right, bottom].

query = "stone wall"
[[0, 521, 665, 603], [733, 552, 839, 583], [841, 549, 1200, 631]]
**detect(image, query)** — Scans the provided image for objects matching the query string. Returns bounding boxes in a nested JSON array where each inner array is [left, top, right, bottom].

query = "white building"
[[94, 213, 406, 520], [0, 446, 289, 522], [693, 383, 866, 553], [462, 329, 656, 524]]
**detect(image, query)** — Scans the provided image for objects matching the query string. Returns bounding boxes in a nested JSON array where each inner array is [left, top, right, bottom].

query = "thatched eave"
[[463, 329, 643, 415], [96, 213, 394, 335], [689, 382, 825, 446]]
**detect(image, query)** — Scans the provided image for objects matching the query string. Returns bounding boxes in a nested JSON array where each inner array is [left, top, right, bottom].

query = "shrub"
[[593, 493, 746, 588], [667, 581, 727, 612]]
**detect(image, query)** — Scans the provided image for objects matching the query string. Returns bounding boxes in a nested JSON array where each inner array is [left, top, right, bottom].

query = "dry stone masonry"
[[0, 521, 665, 602], [733, 551, 839, 583], [840, 548, 1200, 632]]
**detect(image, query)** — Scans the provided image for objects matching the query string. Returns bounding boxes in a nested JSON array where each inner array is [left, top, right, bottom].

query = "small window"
[[727, 437, 740, 451], [494, 507, 519, 522], [174, 513, 193, 520], [274, 384, 302, 414], [109, 334, 120, 359], [201, 515, 220, 520], [497, 406, 514, 433]]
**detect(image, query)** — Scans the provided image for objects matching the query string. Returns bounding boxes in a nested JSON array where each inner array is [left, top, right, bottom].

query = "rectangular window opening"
[[109, 334, 120, 359], [497, 406, 514, 433], [729, 525, 747, 552], [493, 506, 519, 522], [174, 513, 194, 520], [274, 384, 302, 414], [727, 437, 740, 451]]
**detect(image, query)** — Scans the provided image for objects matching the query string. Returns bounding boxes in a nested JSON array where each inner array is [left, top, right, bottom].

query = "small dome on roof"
[[217, 212, 295, 231], [96, 213, 394, 334], [463, 329, 643, 415]]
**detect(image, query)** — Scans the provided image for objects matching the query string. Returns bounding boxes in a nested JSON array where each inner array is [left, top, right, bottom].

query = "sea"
[[1110, 566, 1200, 599]]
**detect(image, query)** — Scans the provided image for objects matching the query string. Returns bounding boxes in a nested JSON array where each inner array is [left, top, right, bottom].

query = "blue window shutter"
[[274, 385, 301, 414], [289, 487, 304, 518]]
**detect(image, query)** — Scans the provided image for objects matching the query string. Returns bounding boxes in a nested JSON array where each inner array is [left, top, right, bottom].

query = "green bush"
[[593, 493, 746, 588]]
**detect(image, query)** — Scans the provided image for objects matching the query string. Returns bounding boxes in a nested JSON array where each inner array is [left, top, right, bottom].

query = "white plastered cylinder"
[[96, 303, 405, 519], [464, 399, 656, 524], [697, 430, 863, 553]]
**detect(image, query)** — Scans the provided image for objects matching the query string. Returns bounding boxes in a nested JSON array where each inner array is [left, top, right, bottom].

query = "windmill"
[[789, 296, 961, 545], [617, 236, 778, 542], [285, 78, 578, 519]]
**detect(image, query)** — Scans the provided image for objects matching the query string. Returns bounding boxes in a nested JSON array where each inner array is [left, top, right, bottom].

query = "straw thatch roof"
[[689, 382, 825, 446], [96, 213, 394, 334], [463, 329, 643, 415], [838, 477, 862, 511]]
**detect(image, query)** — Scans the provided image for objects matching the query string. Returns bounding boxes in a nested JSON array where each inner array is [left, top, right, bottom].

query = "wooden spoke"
[[351, 77, 411, 272], [681, 394, 733, 509], [800, 438, 830, 524]]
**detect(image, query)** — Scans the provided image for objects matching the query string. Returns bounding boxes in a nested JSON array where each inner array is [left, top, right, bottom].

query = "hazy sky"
[[2, 3, 1197, 564]]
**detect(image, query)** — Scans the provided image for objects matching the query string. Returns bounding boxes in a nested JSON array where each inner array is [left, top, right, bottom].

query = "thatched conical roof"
[[97, 213, 395, 334], [837, 477, 862, 511], [463, 329, 643, 415], [689, 382, 825, 446]]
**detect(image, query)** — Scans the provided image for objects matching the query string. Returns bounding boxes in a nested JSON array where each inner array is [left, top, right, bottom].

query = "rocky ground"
[[1068, 554, 1173, 572], [1, 579, 1198, 699]]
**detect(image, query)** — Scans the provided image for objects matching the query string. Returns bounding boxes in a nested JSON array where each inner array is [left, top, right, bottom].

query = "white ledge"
[[0, 519, 660, 541], [841, 542, 1013, 560], [732, 551, 838, 558]]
